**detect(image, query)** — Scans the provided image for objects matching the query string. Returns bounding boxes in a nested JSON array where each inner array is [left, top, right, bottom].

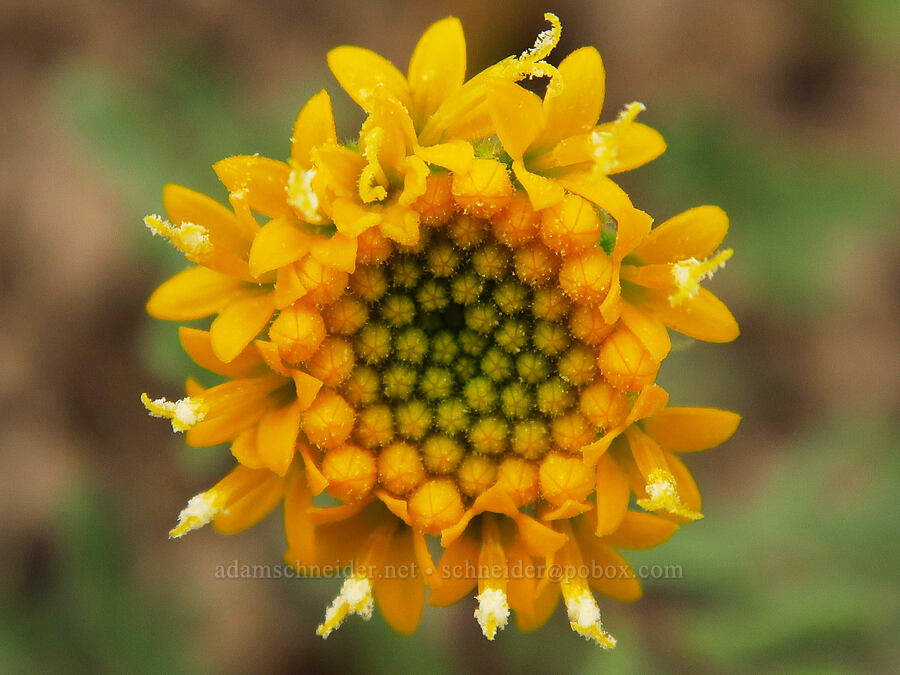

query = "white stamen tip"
[[316, 574, 374, 639], [141, 393, 205, 432], [564, 586, 617, 648], [143, 215, 211, 259], [169, 492, 221, 538], [474, 588, 510, 640], [287, 164, 326, 224]]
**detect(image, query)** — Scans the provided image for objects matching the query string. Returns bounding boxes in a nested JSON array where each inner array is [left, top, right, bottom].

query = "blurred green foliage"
[[1, 485, 197, 674]]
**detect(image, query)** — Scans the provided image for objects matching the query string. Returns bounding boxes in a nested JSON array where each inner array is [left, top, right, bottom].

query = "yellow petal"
[[582, 542, 642, 603], [283, 466, 317, 567], [291, 444, 322, 497], [516, 579, 560, 633], [186, 403, 266, 447], [541, 500, 592, 521], [599, 511, 678, 549], [331, 198, 382, 238], [414, 140, 474, 174], [486, 79, 543, 159], [581, 429, 621, 468], [645, 287, 740, 343], [513, 513, 568, 557], [209, 292, 275, 363], [429, 531, 479, 606], [178, 327, 267, 380], [212, 470, 283, 535], [291, 371, 324, 411], [594, 451, 629, 536], [253, 339, 291, 376], [230, 427, 265, 469], [619, 303, 671, 362], [373, 529, 425, 635], [163, 183, 252, 254], [412, 531, 441, 590], [513, 160, 566, 211], [146, 266, 245, 321], [255, 400, 303, 476], [248, 216, 311, 277], [632, 205, 729, 264], [407, 17, 466, 128], [613, 206, 654, 262], [310, 508, 376, 567], [553, 169, 634, 225], [597, 121, 666, 174], [378, 203, 420, 247], [327, 46, 412, 113], [292, 90, 338, 168], [310, 233, 358, 274], [213, 156, 291, 218], [644, 407, 741, 453], [274, 262, 308, 309], [312, 145, 366, 199], [627, 385, 670, 426], [536, 47, 605, 150]]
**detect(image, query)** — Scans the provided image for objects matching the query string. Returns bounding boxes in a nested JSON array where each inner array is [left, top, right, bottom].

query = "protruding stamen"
[[144, 215, 211, 260], [141, 393, 206, 432], [637, 468, 703, 520], [474, 588, 510, 640], [669, 249, 733, 306], [316, 574, 375, 639], [561, 579, 617, 648], [169, 491, 224, 538], [591, 102, 646, 173], [516, 12, 562, 67]]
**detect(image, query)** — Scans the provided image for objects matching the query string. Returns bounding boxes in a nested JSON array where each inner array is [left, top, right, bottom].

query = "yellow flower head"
[[141, 14, 741, 646]]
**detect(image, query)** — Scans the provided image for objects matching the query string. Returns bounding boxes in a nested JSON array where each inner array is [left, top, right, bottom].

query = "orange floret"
[[323, 296, 369, 335], [539, 453, 594, 507], [539, 194, 602, 256], [451, 158, 513, 218], [306, 336, 355, 387], [349, 265, 388, 303], [550, 411, 596, 451], [301, 390, 355, 448], [408, 479, 465, 535], [354, 404, 395, 448], [491, 193, 540, 248], [297, 256, 348, 306], [569, 304, 616, 346], [321, 443, 377, 502], [414, 173, 456, 226], [377, 441, 426, 496], [579, 380, 631, 430], [447, 214, 490, 249], [269, 301, 326, 364], [456, 455, 498, 497], [422, 435, 465, 473], [558, 249, 613, 303], [513, 242, 560, 287], [355, 227, 393, 265], [495, 457, 539, 506], [597, 327, 661, 392]]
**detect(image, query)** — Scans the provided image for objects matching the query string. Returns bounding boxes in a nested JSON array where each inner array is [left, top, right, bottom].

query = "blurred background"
[[1, 0, 897, 672]]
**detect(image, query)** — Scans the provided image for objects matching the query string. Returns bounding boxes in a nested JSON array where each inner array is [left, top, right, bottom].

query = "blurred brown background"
[[1, 0, 898, 672]]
